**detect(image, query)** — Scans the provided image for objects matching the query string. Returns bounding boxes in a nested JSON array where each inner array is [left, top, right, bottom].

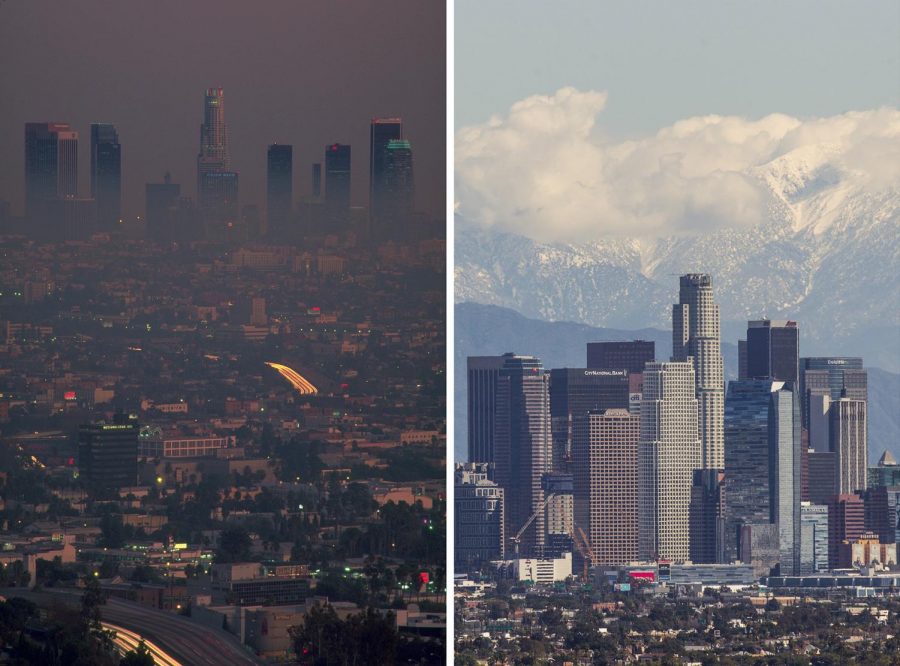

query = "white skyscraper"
[[673, 273, 725, 469], [638, 361, 701, 561]]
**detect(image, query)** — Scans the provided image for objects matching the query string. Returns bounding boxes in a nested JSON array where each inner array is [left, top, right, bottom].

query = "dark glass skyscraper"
[[746, 320, 799, 385], [90, 123, 122, 231], [382, 139, 414, 238], [724, 380, 802, 574], [369, 117, 403, 238], [494, 353, 551, 555], [145, 173, 182, 242], [586, 340, 655, 373], [266, 144, 293, 239], [467, 356, 505, 463], [24, 122, 77, 220], [325, 143, 351, 229]]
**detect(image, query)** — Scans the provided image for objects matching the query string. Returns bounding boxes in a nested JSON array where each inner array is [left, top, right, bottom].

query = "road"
[[13, 589, 265, 666]]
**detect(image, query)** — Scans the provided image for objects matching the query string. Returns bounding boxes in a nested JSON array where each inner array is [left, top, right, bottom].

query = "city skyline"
[[0, 1, 445, 220]]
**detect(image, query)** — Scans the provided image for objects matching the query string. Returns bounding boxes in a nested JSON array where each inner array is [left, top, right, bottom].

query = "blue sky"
[[456, 0, 899, 133]]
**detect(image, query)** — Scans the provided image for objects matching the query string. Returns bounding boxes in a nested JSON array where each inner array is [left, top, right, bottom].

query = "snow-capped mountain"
[[455, 147, 900, 371]]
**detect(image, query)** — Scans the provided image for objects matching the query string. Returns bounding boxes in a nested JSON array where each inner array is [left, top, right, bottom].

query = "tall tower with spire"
[[672, 273, 725, 469], [196, 88, 238, 226]]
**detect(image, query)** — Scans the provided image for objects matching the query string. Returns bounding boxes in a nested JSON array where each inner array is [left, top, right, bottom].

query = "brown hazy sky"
[[0, 0, 445, 220]]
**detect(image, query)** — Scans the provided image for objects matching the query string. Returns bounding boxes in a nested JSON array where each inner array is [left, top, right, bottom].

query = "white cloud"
[[455, 88, 900, 241]]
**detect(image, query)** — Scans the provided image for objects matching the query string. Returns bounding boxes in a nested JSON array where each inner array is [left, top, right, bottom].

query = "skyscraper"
[[746, 320, 799, 385], [467, 356, 505, 463], [549, 368, 630, 470], [723, 380, 802, 574], [455, 463, 505, 570], [800, 502, 829, 573], [311, 163, 322, 198], [369, 117, 403, 238], [572, 409, 639, 565], [146, 173, 182, 242], [672, 274, 725, 469], [586, 340, 655, 374], [382, 138, 414, 237], [24, 122, 78, 220], [799, 357, 866, 431], [197, 88, 231, 208], [266, 144, 293, 239], [90, 123, 122, 231], [325, 143, 351, 228], [494, 353, 551, 555], [830, 398, 867, 495], [638, 361, 701, 561], [689, 469, 726, 564]]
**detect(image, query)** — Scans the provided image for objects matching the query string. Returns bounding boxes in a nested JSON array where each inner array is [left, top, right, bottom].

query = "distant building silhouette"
[[369, 117, 403, 240], [325, 143, 351, 230], [90, 123, 122, 231], [266, 144, 293, 240]]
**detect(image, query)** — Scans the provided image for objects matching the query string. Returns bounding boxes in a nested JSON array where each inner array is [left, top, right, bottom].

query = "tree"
[[216, 526, 253, 563], [120, 640, 155, 666]]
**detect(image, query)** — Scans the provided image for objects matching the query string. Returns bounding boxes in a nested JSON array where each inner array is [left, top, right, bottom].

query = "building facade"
[[572, 409, 639, 565], [454, 463, 505, 570], [586, 340, 655, 374], [672, 274, 725, 469], [266, 144, 293, 239], [90, 123, 121, 231], [638, 361, 701, 561]]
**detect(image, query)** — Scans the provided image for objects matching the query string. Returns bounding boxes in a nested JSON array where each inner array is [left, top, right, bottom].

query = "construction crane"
[[509, 494, 599, 581], [509, 492, 557, 557]]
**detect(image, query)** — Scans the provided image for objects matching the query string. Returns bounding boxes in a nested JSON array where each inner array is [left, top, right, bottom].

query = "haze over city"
[[0, 0, 446, 220]]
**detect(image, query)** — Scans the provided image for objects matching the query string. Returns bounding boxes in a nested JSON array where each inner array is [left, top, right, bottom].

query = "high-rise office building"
[[828, 494, 865, 568], [454, 463, 505, 570], [493, 354, 551, 555], [869, 450, 900, 489], [369, 117, 403, 238], [467, 356, 505, 464], [723, 380, 802, 574], [381, 139, 414, 237], [572, 409, 639, 565], [542, 472, 575, 558], [266, 144, 293, 239], [638, 361, 701, 561], [863, 485, 900, 545], [549, 368, 630, 471], [689, 469, 726, 564], [586, 340, 655, 374], [738, 340, 748, 380], [799, 357, 866, 430], [807, 449, 838, 505], [800, 502, 829, 573], [78, 415, 139, 492], [146, 173, 182, 242], [311, 163, 322, 198], [746, 320, 799, 385], [325, 143, 351, 228], [24, 122, 78, 226], [672, 274, 725, 469], [197, 88, 231, 210], [199, 171, 239, 223], [830, 398, 867, 495], [90, 123, 122, 231]]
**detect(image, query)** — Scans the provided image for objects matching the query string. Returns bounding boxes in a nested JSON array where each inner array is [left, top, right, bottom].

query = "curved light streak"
[[265, 362, 318, 395], [102, 621, 182, 666]]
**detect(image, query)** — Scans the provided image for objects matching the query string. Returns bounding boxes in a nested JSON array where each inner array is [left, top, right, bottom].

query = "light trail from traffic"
[[265, 362, 318, 395], [103, 621, 182, 666]]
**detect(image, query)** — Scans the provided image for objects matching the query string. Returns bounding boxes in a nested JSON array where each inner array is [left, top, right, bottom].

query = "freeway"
[[13, 589, 264, 666], [265, 361, 318, 395], [103, 621, 181, 666]]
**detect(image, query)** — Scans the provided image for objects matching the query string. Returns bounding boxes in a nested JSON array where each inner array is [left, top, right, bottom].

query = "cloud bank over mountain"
[[455, 87, 900, 242]]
